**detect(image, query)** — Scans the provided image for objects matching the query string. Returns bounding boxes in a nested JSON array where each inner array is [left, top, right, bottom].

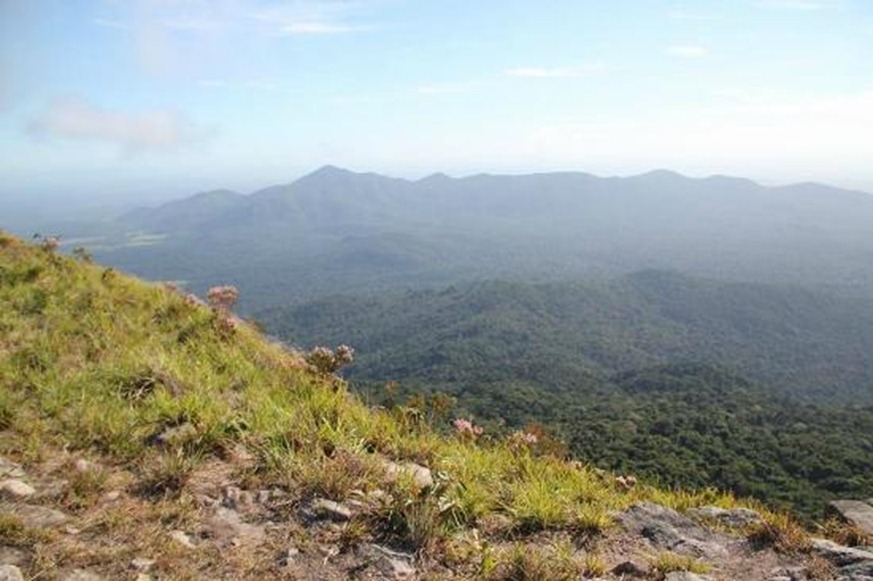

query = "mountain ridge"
[[83, 166, 873, 310]]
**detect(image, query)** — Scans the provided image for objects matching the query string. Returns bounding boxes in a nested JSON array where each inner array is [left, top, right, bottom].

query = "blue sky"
[[2, 0, 873, 200]]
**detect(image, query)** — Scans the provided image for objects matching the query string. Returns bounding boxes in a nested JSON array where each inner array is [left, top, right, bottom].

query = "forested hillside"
[[261, 274, 873, 519]]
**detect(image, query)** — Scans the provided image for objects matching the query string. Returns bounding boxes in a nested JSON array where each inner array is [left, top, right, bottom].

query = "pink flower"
[[453, 418, 484, 438], [207, 285, 239, 312]]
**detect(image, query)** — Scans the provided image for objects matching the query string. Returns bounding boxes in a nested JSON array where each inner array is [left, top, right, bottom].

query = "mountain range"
[[60, 165, 873, 311]]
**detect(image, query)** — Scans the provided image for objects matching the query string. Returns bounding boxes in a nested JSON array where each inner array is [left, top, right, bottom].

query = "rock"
[[768, 565, 811, 580], [257, 489, 271, 504], [0, 480, 35, 499], [100, 490, 121, 503], [382, 459, 434, 489], [838, 559, 873, 580], [811, 538, 873, 567], [62, 569, 103, 581], [222, 486, 253, 509], [617, 502, 729, 558], [0, 565, 24, 581], [33, 479, 66, 500], [357, 544, 415, 579], [0, 547, 25, 567], [169, 530, 196, 549], [226, 443, 255, 465], [194, 493, 218, 508], [665, 572, 712, 581], [0, 458, 25, 480], [74, 459, 90, 473], [829, 500, 873, 537], [129, 558, 156, 572], [611, 561, 648, 577], [206, 506, 265, 547], [278, 547, 300, 567], [6, 504, 67, 528], [689, 506, 763, 528], [311, 498, 352, 522]]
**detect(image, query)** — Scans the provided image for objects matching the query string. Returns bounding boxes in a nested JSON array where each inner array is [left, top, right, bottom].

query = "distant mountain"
[[80, 166, 873, 309], [121, 189, 245, 232]]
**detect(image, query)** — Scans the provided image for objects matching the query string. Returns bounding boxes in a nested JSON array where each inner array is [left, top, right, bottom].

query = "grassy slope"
[[0, 232, 818, 578]]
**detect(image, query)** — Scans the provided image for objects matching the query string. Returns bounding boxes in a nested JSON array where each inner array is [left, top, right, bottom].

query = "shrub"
[[305, 344, 355, 375]]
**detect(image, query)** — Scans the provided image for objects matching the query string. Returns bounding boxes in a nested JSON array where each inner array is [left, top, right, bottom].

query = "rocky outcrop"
[[617, 502, 734, 558], [828, 499, 873, 537], [0, 565, 24, 581], [811, 539, 873, 580], [382, 459, 433, 490], [689, 505, 764, 528]]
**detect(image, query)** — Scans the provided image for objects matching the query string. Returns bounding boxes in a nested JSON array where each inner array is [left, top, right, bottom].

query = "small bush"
[[487, 541, 580, 581], [650, 551, 712, 575], [582, 553, 607, 577], [747, 513, 810, 553], [818, 518, 871, 547], [134, 452, 196, 499]]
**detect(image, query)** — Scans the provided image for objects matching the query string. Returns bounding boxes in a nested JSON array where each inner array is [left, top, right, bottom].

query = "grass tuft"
[[650, 551, 712, 575]]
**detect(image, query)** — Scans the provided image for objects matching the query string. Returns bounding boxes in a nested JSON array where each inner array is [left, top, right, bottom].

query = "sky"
[[1, 0, 873, 202]]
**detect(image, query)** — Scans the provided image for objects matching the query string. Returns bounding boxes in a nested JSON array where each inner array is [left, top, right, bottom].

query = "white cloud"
[[504, 64, 606, 78], [666, 45, 708, 58], [95, 1, 374, 78], [27, 97, 207, 154]]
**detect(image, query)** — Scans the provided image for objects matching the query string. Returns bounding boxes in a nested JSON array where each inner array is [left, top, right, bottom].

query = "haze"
[[2, 0, 873, 204]]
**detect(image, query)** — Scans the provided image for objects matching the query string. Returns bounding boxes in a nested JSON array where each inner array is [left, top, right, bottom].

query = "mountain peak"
[[633, 168, 688, 181], [304, 165, 358, 179], [417, 172, 453, 184]]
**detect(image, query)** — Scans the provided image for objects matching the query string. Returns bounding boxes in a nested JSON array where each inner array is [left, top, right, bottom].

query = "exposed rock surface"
[[0, 459, 25, 480], [689, 505, 764, 528], [61, 569, 103, 581], [0, 548, 25, 568], [169, 530, 197, 549], [382, 459, 434, 489], [205, 506, 266, 547], [4, 503, 68, 528], [664, 572, 712, 581], [356, 544, 416, 579], [0, 565, 24, 581], [811, 538, 873, 580], [309, 498, 353, 522], [617, 502, 731, 558], [129, 558, 156, 573], [829, 500, 873, 537], [0, 480, 35, 500]]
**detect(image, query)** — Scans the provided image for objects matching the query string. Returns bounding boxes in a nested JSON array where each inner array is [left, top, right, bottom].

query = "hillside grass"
[[0, 231, 800, 560]]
